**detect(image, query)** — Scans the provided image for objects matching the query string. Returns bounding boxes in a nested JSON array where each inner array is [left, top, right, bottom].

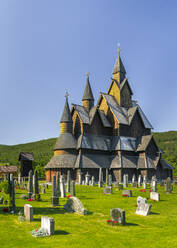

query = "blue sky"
[[0, 0, 177, 145]]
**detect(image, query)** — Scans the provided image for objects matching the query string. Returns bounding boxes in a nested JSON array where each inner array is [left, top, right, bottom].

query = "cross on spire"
[[86, 72, 90, 78], [65, 91, 69, 99], [117, 43, 121, 56]]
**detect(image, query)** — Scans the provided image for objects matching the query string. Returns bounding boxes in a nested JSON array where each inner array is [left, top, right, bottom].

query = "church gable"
[[129, 109, 145, 137], [107, 80, 120, 105], [72, 110, 83, 137], [120, 81, 132, 108]]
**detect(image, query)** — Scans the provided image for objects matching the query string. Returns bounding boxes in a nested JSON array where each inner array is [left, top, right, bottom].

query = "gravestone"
[[9, 174, 15, 212], [60, 175, 66, 198], [108, 175, 112, 186], [28, 170, 33, 199], [91, 176, 95, 186], [136, 202, 151, 216], [138, 175, 142, 187], [89, 180, 92, 186], [24, 204, 33, 221], [41, 216, 55, 236], [0, 197, 3, 204], [56, 172, 60, 197], [51, 174, 59, 206], [123, 174, 128, 188], [152, 179, 157, 192], [98, 168, 103, 188], [150, 192, 160, 201], [106, 169, 109, 186], [132, 182, 138, 188], [18, 173, 21, 185], [33, 170, 40, 200], [85, 172, 90, 186], [70, 180, 75, 196], [66, 170, 71, 193], [118, 184, 123, 190], [122, 190, 132, 197], [78, 170, 82, 185], [132, 174, 136, 184], [82, 180, 85, 185], [42, 188, 45, 194], [64, 197, 87, 215], [160, 181, 165, 187], [137, 196, 147, 206], [165, 177, 173, 193], [110, 208, 125, 225], [104, 186, 112, 194]]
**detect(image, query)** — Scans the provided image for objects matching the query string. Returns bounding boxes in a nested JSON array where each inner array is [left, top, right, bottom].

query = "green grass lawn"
[[0, 184, 177, 248]]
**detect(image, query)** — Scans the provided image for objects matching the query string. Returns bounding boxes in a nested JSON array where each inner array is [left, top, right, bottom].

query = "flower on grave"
[[107, 220, 111, 223], [36, 229, 38, 232], [122, 194, 128, 197], [149, 190, 152, 192], [27, 198, 35, 201], [67, 195, 71, 199], [3, 207, 9, 212], [140, 189, 146, 192], [136, 204, 138, 207], [113, 221, 118, 224], [21, 188, 25, 190]]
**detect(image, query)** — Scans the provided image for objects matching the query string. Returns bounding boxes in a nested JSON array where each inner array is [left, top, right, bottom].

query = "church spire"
[[82, 73, 94, 112], [112, 45, 126, 83], [60, 93, 73, 133]]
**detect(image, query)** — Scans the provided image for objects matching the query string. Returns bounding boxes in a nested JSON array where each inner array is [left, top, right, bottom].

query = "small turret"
[[60, 92, 72, 134], [112, 46, 126, 83], [82, 73, 94, 112]]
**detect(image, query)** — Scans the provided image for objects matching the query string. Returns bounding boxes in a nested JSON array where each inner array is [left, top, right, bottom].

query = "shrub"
[[0, 180, 9, 194]]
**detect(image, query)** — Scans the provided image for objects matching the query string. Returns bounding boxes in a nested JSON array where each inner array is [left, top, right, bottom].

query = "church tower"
[[60, 92, 73, 134], [82, 73, 94, 112]]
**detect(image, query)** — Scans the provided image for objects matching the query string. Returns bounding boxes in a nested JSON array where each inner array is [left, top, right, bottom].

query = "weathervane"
[[65, 91, 69, 99], [86, 72, 90, 78], [117, 43, 121, 55]]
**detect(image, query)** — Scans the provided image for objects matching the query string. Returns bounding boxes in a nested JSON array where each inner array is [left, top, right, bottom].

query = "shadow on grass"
[[150, 211, 160, 215], [125, 222, 139, 226], [55, 230, 70, 235]]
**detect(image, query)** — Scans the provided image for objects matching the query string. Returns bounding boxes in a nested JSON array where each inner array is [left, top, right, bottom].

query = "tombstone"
[[98, 168, 103, 187], [42, 188, 45, 194], [41, 216, 55, 236], [137, 196, 147, 206], [106, 169, 109, 186], [136, 202, 151, 216], [24, 204, 33, 221], [51, 174, 59, 206], [123, 174, 128, 188], [46, 184, 49, 189], [56, 172, 60, 197], [143, 175, 147, 189], [78, 170, 82, 185], [91, 176, 95, 186], [70, 180, 75, 197], [152, 179, 157, 192], [64, 197, 87, 215], [33, 170, 40, 200], [122, 190, 132, 197], [82, 180, 85, 185], [85, 172, 90, 186], [18, 173, 21, 185], [66, 170, 71, 193], [132, 182, 138, 188], [88, 180, 92, 186], [132, 174, 136, 184], [60, 175, 66, 198], [150, 192, 160, 201], [28, 170, 33, 199], [0, 196, 4, 204], [108, 175, 112, 186], [118, 184, 123, 190], [165, 177, 173, 193], [9, 174, 15, 212], [138, 175, 142, 187], [114, 181, 119, 187], [104, 186, 112, 194], [160, 180, 165, 187], [110, 208, 126, 225]]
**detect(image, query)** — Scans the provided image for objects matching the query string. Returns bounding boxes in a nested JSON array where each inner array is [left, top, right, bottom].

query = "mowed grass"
[[0, 184, 177, 248]]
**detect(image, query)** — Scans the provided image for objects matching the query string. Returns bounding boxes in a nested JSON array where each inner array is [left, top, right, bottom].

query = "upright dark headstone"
[[33, 170, 40, 200], [9, 174, 15, 212], [165, 177, 173, 193], [108, 174, 112, 186], [28, 170, 33, 199], [106, 169, 109, 186], [56, 172, 60, 197], [70, 180, 75, 196], [66, 170, 71, 193], [51, 174, 59, 206], [110, 208, 126, 225], [98, 168, 103, 187]]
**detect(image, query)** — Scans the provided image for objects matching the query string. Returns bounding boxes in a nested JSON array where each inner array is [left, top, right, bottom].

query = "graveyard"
[[0, 174, 177, 248]]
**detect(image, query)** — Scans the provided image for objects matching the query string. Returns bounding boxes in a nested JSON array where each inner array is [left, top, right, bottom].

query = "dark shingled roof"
[[0, 165, 18, 173], [136, 135, 153, 151], [160, 159, 174, 170], [112, 53, 126, 75], [82, 76, 94, 101], [122, 155, 138, 168], [60, 97, 72, 123], [112, 136, 137, 151], [54, 133, 77, 150], [19, 152, 34, 161], [45, 154, 77, 169], [75, 153, 110, 169], [71, 104, 90, 124]]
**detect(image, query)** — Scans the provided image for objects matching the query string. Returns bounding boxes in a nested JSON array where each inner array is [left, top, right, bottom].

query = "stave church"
[[45, 49, 173, 182]]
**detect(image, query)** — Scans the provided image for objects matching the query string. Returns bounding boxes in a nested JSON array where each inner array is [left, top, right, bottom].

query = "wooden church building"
[[45, 49, 173, 182]]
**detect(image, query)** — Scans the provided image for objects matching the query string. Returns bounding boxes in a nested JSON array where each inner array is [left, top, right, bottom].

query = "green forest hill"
[[0, 131, 177, 176]]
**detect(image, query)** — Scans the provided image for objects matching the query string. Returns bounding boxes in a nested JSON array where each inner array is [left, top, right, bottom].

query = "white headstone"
[[24, 204, 33, 221], [136, 202, 151, 216], [150, 192, 160, 201], [41, 216, 55, 236], [60, 176, 66, 198]]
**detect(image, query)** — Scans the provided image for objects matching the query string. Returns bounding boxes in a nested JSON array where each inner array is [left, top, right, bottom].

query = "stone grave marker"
[[91, 176, 95, 186], [28, 170, 33, 199], [70, 180, 75, 197], [110, 208, 125, 225], [118, 184, 123, 190], [24, 204, 33, 221], [132, 182, 138, 188], [33, 170, 40, 200], [137, 196, 147, 206], [51, 174, 59, 206], [123, 174, 128, 188], [106, 169, 109, 186], [85, 172, 90, 186], [104, 186, 112, 194], [136, 202, 151, 216], [122, 190, 132, 197], [138, 175, 142, 187], [152, 179, 157, 192], [108, 175, 112, 186], [82, 180, 85, 185], [64, 197, 87, 215], [66, 170, 71, 193], [56, 172, 60, 197], [60, 175, 66, 198], [165, 177, 173, 193], [150, 192, 160, 201], [98, 168, 103, 188], [9, 174, 15, 212], [78, 170, 82, 185], [41, 216, 55, 236]]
